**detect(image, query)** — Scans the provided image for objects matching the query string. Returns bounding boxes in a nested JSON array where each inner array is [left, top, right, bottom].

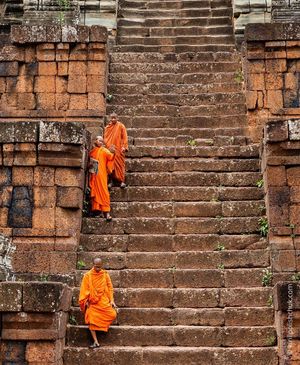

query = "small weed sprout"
[[256, 179, 264, 188], [77, 260, 86, 270], [292, 272, 300, 282], [267, 295, 273, 307], [258, 217, 269, 237], [187, 139, 197, 147], [262, 268, 273, 287], [69, 315, 78, 325], [39, 273, 49, 282], [216, 243, 225, 251], [106, 94, 113, 102], [217, 263, 225, 270], [234, 69, 244, 83], [266, 335, 277, 346]]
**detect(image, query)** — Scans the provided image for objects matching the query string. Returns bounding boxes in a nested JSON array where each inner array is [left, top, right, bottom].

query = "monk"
[[89, 136, 115, 221], [79, 257, 117, 348], [104, 112, 128, 189]]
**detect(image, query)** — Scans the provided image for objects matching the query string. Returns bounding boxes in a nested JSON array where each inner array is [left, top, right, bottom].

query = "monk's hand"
[[109, 145, 116, 154], [85, 300, 90, 309], [121, 147, 126, 153], [111, 301, 117, 309]]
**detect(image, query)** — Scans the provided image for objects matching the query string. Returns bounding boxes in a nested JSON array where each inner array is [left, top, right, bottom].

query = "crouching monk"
[[79, 258, 117, 348], [89, 136, 115, 221]]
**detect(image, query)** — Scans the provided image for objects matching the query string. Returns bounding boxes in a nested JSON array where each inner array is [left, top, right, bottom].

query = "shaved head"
[[94, 136, 104, 147], [93, 257, 103, 272]]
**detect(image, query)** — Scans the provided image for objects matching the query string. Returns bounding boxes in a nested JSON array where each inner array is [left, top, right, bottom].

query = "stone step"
[[118, 15, 232, 27], [108, 93, 245, 107], [125, 158, 260, 172], [108, 82, 242, 95], [107, 104, 246, 119], [79, 234, 267, 252], [74, 267, 267, 289], [112, 44, 235, 53], [125, 128, 247, 139], [131, 135, 247, 147], [71, 287, 272, 308], [109, 51, 240, 63], [109, 200, 264, 217], [76, 250, 269, 270], [102, 186, 264, 202], [82, 217, 261, 235], [116, 35, 235, 46], [119, 171, 262, 186], [71, 306, 273, 327], [120, 0, 232, 10], [113, 115, 247, 129], [109, 62, 240, 74], [66, 325, 275, 347], [120, 8, 232, 18], [63, 346, 279, 365], [108, 72, 241, 85], [124, 144, 257, 158], [69, 306, 274, 326], [117, 25, 233, 37]]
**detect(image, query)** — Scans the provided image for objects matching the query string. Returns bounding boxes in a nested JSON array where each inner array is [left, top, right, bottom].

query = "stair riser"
[[66, 325, 276, 347]]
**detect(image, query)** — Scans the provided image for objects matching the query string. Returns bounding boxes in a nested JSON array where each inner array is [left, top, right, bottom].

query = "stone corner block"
[[273, 281, 300, 311], [0, 282, 23, 311], [288, 119, 300, 141], [265, 120, 288, 142], [23, 282, 72, 312]]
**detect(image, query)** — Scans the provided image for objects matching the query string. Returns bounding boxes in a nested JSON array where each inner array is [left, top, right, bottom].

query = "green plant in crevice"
[[39, 273, 49, 282], [106, 94, 113, 102], [216, 243, 225, 251], [267, 295, 273, 307], [291, 272, 300, 282], [266, 335, 277, 346], [77, 260, 86, 270], [262, 268, 273, 287], [258, 217, 269, 237], [234, 69, 244, 83], [217, 263, 225, 270], [187, 139, 197, 147], [69, 315, 78, 325], [256, 179, 264, 188]]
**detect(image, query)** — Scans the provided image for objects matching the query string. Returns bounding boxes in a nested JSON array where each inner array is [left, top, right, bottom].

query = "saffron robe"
[[104, 121, 128, 183], [79, 268, 117, 332], [89, 146, 114, 212]]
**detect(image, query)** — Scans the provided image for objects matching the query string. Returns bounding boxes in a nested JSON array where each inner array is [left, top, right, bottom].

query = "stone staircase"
[[64, 0, 278, 364]]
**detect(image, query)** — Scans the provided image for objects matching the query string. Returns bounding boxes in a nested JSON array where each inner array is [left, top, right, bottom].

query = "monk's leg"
[[102, 205, 112, 222], [89, 330, 100, 347]]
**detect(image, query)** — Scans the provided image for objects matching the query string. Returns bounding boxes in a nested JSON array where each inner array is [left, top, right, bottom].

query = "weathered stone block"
[[36, 43, 55, 61], [88, 93, 105, 111], [38, 62, 57, 75], [0, 341, 26, 363], [57, 186, 83, 209], [0, 167, 12, 186], [32, 207, 55, 229], [87, 75, 106, 93], [69, 94, 88, 110], [34, 166, 55, 186], [13, 143, 37, 166], [0, 62, 18, 76], [289, 119, 300, 140], [0, 122, 14, 143], [12, 166, 34, 186], [2, 312, 68, 340], [274, 282, 300, 311], [17, 93, 36, 110], [38, 143, 83, 167], [89, 26, 108, 42], [26, 340, 64, 363], [68, 75, 87, 93], [36, 92, 56, 110], [33, 186, 56, 208], [49, 251, 77, 274], [3, 144, 14, 166], [23, 282, 72, 312], [69, 61, 87, 75], [0, 282, 22, 311], [55, 168, 84, 188], [8, 186, 33, 228], [14, 122, 38, 142], [266, 120, 288, 142], [55, 207, 82, 236], [34, 76, 56, 93]]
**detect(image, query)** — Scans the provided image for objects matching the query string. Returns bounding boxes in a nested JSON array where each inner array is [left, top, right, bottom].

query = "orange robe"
[[104, 121, 128, 183], [89, 146, 114, 212], [79, 268, 117, 332]]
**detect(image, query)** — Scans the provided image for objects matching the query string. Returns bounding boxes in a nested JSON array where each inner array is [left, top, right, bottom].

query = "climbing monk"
[[89, 136, 115, 221], [104, 112, 128, 188], [79, 257, 117, 348]]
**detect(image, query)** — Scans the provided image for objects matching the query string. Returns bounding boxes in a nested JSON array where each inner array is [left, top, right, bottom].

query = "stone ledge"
[[245, 23, 300, 41], [0, 281, 72, 312], [265, 119, 300, 142], [10, 25, 108, 44], [0, 121, 89, 145]]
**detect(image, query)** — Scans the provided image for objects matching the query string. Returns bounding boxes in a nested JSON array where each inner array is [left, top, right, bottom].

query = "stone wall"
[[0, 24, 108, 137], [274, 282, 300, 364], [0, 281, 72, 365], [0, 121, 89, 281], [244, 23, 300, 142], [262, 119, 300, 280], [234, 0, 271, 46]]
